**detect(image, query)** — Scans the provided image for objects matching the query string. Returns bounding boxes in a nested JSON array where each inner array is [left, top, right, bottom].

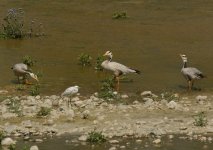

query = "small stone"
[[196, 95, 207, 101], [136, 139, 142, 143], [72, 97, 80, 102], [52, 100, 59, 107], [168, 135, 174, 139], [109, 140, 119, 144], [24, 136, 30, 141], [109, 147, 116, 150], [1, 137, 16, 146], [74, 101, 83, 107], [78, 135, 87, 142], [35, 95, 41, 100], [133, 101, 139, 105], [81, 110, 90, 119], [179, 127, 187, 130], [141, 91, 152, 96], [167, 101, 177, 109], [120, 146, 126, 149], [113, 91, 118, 95], [153, 139, 161, 144], [121, 94, 129, 99], [30, 145, 39, 150], [35, 139, 43, 142]]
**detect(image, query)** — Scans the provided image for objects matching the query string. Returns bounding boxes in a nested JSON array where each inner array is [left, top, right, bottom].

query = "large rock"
[[167, 101, 177, 109], [141, 91, 158, 98], [78, 135, 87, 141], [196, 95, 207, 101], [30, 145, 39, 150], [1, 137, 16, 146]]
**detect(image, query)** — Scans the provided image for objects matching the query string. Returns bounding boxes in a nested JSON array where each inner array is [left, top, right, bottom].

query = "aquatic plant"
[[9, 144, 16, 150], [87, 130, 106, 143], [0, 8, 44, 39], [29, 84, 40, 96], [78, 53, 92, 66], [95, 55, 104, 71], [112, 11, 127, 19], [193, 112, 207, 127], [0, 8, 24, 39], [161, 92, 179, 102], [22, 55, 36, 67], [98, 77, 116, 100], [15, 84, 26, 91], [0, 130, 6, 143], [37, 107, 51, 117], [8, 98, 22, 116]]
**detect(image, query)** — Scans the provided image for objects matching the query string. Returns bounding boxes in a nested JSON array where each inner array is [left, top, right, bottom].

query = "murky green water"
[[12, 135, 213, 150], [0, 0, 213, 95]]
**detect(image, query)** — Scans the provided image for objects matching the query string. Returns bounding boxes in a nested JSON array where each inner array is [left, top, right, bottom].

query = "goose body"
[[180, 54, 205, 90], [11, 63, 38, 84], [101, 51, 140, 91]]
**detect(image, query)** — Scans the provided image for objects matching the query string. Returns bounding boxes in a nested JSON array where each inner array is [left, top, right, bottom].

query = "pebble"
[[196, 95, 207, 101], [109, 147, 117, 150], [78, 135, 87, 142], [1, 137, 16, 146], [121, 94, 129, 99], [109, 140, 119, 144], [35, 139, 43, 142], [153, 139, 161, 144], [167, 101, 177, 109], [30, 145, 39, 150]]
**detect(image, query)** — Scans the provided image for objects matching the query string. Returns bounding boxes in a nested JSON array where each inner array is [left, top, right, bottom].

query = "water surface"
[[0, 0, 212, 94]]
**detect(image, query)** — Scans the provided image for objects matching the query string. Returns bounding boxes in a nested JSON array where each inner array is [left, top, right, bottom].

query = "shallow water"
[[0, 0, 213, 94], [13, 135, 213, 150]]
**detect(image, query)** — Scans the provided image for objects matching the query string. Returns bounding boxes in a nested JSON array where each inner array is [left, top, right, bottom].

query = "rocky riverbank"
[[1, 89, 213, 148]]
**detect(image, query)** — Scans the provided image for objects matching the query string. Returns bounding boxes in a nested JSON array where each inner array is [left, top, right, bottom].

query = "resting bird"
[[61, 85, 80, 106], [11, 63, 38, 84], [180, 54, 206, 91], [101, 51, 140, 91]]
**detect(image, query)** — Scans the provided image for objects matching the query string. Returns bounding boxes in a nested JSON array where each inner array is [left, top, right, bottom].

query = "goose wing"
[[182, 67, 204, 79], [108, 61, 136, 74]]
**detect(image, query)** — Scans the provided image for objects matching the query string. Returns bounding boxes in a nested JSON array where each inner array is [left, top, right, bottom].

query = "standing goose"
[[101, 51, 140, 91], [180, 54, 206, 91], [11, 63, 38, 84]]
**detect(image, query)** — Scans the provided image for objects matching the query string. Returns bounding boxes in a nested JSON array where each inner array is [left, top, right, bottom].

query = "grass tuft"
[[87, 130, 106, 143], [193, 111, 208, 127]]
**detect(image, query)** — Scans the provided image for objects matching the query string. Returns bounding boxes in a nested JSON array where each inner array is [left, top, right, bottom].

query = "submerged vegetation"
[[8, 98, 22, 116], [0, 8, 44, 39], [29, 84, 40, 96], [22, 55, 36, 67], [15, 84, 26, 91], [0, 130, 5, 143], [193, 112, 208, 127], [95, 55, 104, 71], [112, 11, 127, 19], [78, 53, 92, 66], [98, 77, 116, 100], [37, 107, 51, 117], [87, 130, 106, 143]]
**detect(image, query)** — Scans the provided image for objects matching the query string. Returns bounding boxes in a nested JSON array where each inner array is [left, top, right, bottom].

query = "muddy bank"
[[1, 89, 213, 140]]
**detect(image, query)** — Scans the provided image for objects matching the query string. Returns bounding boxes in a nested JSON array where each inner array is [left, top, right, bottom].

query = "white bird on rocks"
[[11, 63, 38, 84], [101, 51, 140, 91], [180, 54, 206, 91], [61, 85, 80, 106]]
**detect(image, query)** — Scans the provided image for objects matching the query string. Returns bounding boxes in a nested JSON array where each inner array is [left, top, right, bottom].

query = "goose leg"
[[191, 80, 194, 90], [17, 76, 20, 84], [188, 80, 192, 91], [116, 76, 120, 91]]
